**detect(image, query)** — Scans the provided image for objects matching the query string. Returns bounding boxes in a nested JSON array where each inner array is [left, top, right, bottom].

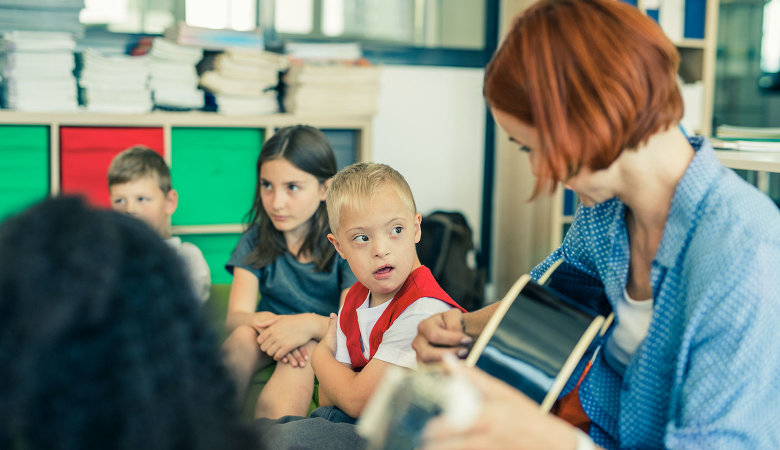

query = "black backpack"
[[417, 211, 485, 312]]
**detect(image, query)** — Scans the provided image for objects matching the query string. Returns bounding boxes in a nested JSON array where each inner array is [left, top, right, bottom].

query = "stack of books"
[[0, 31, 78, 112], [0, 0, 84, 35], [712, 125, 780, 152], [283, 61, 382, 116], [148, 37, 204, 110], [199, 48, 287, 115], [164, 22, 264, 51], [77, 50, 152, 113]]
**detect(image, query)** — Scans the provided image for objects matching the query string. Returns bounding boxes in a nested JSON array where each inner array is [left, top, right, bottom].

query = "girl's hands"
[[255, 313, 317, 363], [280, 347, 309, 368], [250, 311, 277, 332]]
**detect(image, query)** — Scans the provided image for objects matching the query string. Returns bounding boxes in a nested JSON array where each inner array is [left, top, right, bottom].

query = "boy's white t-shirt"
[[166, 236, 211, 304], [335, 292, 455, 370]]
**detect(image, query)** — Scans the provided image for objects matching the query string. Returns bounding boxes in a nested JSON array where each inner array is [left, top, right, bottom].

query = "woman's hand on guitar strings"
[[413, 309, 472, 363]]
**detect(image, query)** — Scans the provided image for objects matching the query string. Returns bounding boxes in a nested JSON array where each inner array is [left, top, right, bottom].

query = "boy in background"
[[108, 145, 211, 303]]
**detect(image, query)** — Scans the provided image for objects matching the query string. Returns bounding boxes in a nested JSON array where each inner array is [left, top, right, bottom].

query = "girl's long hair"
[[245, 125, 338, 271]]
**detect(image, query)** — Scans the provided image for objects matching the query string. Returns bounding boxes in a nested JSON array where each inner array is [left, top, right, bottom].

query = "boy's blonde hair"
[[107, 146, 172, 194], [326, 162, 417, 233]]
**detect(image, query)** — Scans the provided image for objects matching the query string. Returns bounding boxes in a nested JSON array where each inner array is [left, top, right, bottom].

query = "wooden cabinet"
[[0, 111, 372, 284]]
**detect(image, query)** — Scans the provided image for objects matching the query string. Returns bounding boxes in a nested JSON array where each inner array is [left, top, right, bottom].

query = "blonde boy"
[[108, 146, 211, 303], [312, 162, 464, 419]]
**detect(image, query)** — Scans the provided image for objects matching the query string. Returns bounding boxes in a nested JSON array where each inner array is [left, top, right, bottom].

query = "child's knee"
[[273, 360, 315, 381], [223, 326, 262, 359], [227, 325, 258, 345]]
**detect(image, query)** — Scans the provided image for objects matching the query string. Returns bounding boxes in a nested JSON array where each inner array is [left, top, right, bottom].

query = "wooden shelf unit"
[[0, 110, 373, 283]]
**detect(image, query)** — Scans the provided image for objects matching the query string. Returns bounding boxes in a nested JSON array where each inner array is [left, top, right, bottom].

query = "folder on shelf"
[[713, 125, 780, 153], [710, 138, 780, 153], [715, 125, 780, 140]]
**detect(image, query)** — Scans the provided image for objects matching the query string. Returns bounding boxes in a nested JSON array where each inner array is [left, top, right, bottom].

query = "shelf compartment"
[[171, 127, 263, 226], [59, 126, 165, 208], [0, 125, 49, 220]]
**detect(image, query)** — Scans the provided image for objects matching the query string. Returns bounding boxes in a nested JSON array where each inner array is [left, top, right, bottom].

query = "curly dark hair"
[[0, 197, 260, 450]]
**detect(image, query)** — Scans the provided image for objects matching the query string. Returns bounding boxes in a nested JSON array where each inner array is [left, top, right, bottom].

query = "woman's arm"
[[412, 303, 500, 363]]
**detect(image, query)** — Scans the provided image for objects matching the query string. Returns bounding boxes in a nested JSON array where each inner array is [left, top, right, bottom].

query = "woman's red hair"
[[485, 0, 683, 196]]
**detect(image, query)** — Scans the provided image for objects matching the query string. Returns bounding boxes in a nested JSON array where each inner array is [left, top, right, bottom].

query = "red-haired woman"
[[414, 0, 780, 448]]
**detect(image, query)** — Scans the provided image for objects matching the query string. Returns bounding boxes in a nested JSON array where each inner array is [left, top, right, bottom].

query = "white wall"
[[371, 65, 487, 242]]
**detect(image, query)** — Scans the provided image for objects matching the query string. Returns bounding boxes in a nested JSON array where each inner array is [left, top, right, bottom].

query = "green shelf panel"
[[0, 125, 49, 222], [179, 233, 242, 285], [171, 127, 263, 226]]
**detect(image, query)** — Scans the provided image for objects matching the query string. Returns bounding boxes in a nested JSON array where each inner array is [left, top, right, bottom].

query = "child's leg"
[[255, 340, 318, 419], [222, 325, 273, 404]]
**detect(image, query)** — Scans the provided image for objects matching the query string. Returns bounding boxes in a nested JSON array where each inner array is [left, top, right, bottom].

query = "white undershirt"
[[335, 293, 454, 370], [604, 288, 654, 375]]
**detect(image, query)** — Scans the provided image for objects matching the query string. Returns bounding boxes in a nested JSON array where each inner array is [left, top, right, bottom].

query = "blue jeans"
[[254, 406, 366, 450]]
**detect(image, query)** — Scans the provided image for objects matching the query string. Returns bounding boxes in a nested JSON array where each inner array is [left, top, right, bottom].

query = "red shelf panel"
[[60, 127, 164, 208]]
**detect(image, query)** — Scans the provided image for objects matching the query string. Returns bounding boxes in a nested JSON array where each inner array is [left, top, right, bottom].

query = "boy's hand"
[[319, 313, 339, 355]]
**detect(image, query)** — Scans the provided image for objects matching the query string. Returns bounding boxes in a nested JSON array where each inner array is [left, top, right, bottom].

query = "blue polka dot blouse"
[[530, 137, 780, 448]]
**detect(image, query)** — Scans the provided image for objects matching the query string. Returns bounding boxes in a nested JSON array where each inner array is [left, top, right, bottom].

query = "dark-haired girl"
[[222, 125, 356, 419]]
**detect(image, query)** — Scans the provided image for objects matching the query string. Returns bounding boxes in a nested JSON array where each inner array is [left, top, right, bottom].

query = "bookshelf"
[[638, 0, 720, 137], [0, 110, 373, 283]]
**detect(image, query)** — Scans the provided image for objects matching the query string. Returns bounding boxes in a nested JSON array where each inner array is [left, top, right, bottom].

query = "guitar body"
[[465, 261, 609, 411]]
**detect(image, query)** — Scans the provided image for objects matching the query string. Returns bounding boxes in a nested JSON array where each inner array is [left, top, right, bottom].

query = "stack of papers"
[[283, 61, 382, 116], [78, 50, 152, 113], [715, 125, 780, 140], [713, 125, 780, 153], [199, 48, 288, 115], [148, 37, 204, 110], [285, 42, 362, 62], [0, 0, 84, 35], [0, 31, 79, 112], [711, 138, 780, 153]]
